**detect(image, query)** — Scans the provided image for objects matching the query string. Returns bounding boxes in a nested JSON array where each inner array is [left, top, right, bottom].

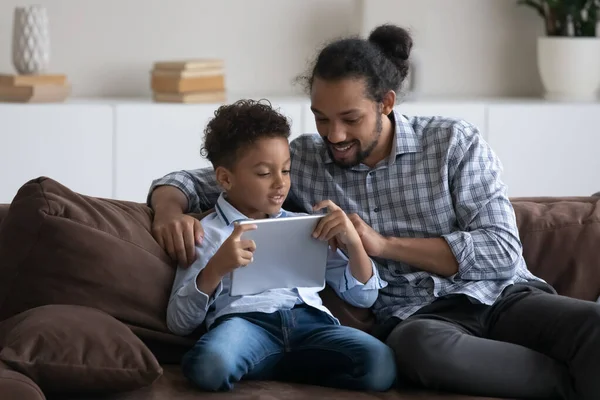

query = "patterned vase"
[[12, 5, 50, 75]]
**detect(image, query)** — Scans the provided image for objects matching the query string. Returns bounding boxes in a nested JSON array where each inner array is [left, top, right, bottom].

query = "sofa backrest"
[[511, 196, 600, 302], [0, 182, 599, 346]]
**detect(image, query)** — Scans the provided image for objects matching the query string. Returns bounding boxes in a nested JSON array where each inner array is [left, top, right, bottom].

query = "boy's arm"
[[324, 248, 387, 309], [166, 238, 223, 336]]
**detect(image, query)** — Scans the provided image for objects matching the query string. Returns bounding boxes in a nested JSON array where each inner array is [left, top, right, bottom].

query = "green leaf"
[[517, 0, 545, 17]]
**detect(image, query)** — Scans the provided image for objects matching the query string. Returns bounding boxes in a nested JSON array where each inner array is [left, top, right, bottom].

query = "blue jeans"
[[181, 305, 396, 392]]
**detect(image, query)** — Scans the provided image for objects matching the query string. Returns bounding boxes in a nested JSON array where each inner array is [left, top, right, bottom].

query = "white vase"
[[537, 37, 600, 102], [12, 5, 50, 75]]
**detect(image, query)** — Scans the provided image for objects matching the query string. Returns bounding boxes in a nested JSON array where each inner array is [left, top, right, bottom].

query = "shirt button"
[[374, 207, 380, 213]]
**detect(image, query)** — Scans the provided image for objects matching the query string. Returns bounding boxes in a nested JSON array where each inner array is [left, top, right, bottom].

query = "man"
[[148, 24, 600, 399]]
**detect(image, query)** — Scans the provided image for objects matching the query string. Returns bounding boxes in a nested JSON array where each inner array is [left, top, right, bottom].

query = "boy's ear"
[[215, 166, 233, 190]]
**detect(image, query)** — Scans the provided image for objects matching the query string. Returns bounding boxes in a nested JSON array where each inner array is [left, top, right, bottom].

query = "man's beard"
[[326, 115, 383, 169]]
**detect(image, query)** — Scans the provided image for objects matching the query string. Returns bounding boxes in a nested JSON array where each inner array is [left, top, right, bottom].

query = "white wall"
[[0, 0, 546, 98], [361, 0, 545, 98], [0, 0, 362, 97]]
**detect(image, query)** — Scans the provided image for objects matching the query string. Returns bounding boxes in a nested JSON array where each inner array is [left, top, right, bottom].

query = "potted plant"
[[518, 0, 600, 101]]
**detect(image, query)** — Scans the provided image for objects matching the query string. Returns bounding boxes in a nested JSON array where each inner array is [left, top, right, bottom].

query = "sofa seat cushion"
[[0, 304, 162, 394], [512, 196, 600, 301], [98, 364, 505, 400]]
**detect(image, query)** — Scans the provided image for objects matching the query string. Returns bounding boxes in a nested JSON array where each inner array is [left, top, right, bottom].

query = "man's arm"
[[439, 123, 522, 281], [381, 237, 458, 277], [148, 168, 221, 266], [147, 168, 220, 213], [349, 216, 458, 277], [352, 123, 522, 281], [151, 186, 188, 216]]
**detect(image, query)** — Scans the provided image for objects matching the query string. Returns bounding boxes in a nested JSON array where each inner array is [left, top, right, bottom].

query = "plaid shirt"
[[149, 109, 542, 322]]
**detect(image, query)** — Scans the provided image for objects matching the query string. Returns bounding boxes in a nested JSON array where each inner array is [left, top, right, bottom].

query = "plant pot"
[[12, 5, 50, 75], [537, 37, 600, 102]]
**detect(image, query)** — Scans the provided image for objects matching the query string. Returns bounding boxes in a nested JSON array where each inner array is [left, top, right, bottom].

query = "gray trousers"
[[383, 283, 600, 399]]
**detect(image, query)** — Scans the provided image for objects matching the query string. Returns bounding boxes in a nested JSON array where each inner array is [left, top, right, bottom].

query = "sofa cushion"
[[0, 204, 8, 229], [512, 196, 600, 301], [0, 304, 163, 394], [0, 177, 176, 333], [0, 360, 45, 400]]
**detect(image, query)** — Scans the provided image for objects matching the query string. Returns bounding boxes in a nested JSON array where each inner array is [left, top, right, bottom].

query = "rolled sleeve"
[[326, 249, 387, 308], [340, 260, 387, 292], [442, 230, 476, 277]]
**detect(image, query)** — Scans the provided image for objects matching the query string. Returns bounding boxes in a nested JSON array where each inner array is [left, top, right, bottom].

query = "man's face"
[[310, 77, 383, 168]]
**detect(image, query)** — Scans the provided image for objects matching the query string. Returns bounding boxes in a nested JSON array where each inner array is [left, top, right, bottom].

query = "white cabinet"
[[114, 104, 215, 202], [0, 104, 113, 203], [270, 99, 304, 141], [396, 102, 488, 138], [114, 101, 304, 202], [487, 103, 600, 197], [1, 98, 598, 204], [302, 101, 488, 138]]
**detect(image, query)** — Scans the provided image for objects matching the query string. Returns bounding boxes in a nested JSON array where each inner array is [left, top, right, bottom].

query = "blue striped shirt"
[[166, 193, 387, 335]]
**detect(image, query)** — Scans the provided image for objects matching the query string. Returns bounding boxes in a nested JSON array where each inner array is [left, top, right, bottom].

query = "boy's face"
[[217, 136, 291, 219]]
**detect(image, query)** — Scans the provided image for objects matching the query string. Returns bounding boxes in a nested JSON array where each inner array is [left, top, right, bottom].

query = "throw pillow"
[[0, 304, 163, 394], [0, 177, 175, 332]]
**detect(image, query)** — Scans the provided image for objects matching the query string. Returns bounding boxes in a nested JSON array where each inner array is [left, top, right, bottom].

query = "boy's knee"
[[350, 339, 396, 391], [370, 343, 397, 391], [182, 350, 236, 392]]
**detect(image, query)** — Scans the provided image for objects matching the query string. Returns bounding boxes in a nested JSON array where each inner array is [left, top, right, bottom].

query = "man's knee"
[[386, 319, 464, 384], [182, 349, 236, 391], [386, 319, 440, 357], [578, 304, 600, 334]]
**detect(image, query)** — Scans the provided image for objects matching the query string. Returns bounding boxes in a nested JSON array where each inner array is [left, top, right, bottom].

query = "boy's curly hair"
[[201, 99, 291, 169]]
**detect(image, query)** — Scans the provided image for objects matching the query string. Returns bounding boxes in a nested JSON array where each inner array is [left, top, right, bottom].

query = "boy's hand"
[[205, 222, 257, 279], [312, 200, 361, 252]]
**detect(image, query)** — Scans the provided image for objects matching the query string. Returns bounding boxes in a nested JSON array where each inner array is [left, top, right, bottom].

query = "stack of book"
[[0, 74, 71, 103], [151, 59, 226, 103]]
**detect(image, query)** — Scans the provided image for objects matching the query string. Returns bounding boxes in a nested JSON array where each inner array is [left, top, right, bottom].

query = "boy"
[[166, 99, 396, 392]]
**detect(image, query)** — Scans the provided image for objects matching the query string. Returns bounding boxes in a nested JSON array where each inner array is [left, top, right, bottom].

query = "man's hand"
[[204, 223, 257, 279], [348, 213, 386, 258], [312, 200, 361, 252], [152, 211, 204, 267]]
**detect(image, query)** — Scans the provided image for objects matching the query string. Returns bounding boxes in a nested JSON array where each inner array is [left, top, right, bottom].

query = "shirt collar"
[[214, 193, 284, 226], [390, 109, 423, 165], [321, 107, 422, 168]]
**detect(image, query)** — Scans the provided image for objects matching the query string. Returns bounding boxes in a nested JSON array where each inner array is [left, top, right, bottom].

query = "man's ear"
[[215, 166, 233, 190], [381, 90, 396, 115]]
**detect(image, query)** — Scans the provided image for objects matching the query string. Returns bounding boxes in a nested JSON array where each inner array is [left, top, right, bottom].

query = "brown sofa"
[[0, 177, 599, 400]]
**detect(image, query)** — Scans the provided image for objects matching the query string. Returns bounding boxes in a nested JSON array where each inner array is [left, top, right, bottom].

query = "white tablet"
[[229, 214, 329, 296]]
